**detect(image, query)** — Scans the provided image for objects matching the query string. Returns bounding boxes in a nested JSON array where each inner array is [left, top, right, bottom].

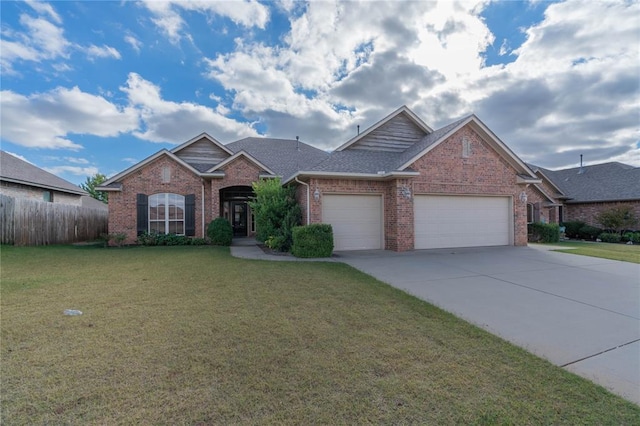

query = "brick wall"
[[0, 181, 82, 206], [409, 126, 528, 246], [565, 200, 640, 228], [209, 156, 263, 220], [108, 155, 204, 244], [300, 125, 530, 251]]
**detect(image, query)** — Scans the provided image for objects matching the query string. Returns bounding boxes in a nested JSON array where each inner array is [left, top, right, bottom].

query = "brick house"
[[99, 106, 545, 250], [525, 162, 640, 228], [0, 150, 107, 210]]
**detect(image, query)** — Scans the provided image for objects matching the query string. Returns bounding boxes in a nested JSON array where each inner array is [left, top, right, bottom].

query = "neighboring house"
[[526, 162, 640, 227], [99, 106, 543, 251], [0, 150, 107, 210]]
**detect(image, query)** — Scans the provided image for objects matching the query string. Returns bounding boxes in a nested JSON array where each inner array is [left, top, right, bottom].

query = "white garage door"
[[414, 195, 511, 249], [322, 194, 383, 250]]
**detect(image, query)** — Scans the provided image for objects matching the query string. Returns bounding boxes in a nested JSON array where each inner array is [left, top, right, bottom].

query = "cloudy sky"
[[1, 0, 638, 185]]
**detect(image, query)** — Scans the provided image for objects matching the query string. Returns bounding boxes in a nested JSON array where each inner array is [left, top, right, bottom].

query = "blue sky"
[[1, 0, 638, 186]]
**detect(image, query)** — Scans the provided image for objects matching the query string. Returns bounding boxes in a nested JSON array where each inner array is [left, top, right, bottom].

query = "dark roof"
[[540, 162, 640, 203], [81, 195, 108, 210], [0, 151, 86, 196], [226, 138, 329, 179]]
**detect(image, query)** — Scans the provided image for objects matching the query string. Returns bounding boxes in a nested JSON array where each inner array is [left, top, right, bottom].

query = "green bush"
[[561, 221, 585, 239], [207, 218, 233, 246], [577, 225, 603, 241], [622, 232, 640, 244], [249, 179, 301, 252], [291, 224, 334, 258], [598, 232, 621, 243], [596, 205, 638, 235], [527, 222, 560, 243], [137, 232, 206, 246]]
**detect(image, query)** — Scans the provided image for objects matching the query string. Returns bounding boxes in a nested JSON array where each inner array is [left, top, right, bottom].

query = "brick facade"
[[301, 125, 530, 250], [107, 123, 534, 250], [108, 155, 205, 244], [565, 200, 640, 228]]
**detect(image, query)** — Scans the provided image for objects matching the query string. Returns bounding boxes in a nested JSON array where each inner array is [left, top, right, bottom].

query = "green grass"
[[1, 245, 638, 424], [549, 240, 640, 264]]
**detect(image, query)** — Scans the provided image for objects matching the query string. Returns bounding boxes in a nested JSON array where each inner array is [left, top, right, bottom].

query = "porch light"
[[313, 188, 320, 201], [519, 191, 528, 203], [401, 186, 412, 199]]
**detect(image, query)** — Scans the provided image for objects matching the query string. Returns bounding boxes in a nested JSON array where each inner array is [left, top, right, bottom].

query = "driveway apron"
[[337, 246, 640, 405]]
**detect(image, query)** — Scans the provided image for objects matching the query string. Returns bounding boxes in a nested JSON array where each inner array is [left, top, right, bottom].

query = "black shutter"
[[136, 194, 148, 236], [185, 194, 196, 236], [533, 202, 541, 223]]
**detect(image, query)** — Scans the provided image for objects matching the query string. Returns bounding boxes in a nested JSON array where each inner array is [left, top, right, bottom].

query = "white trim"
[[148, 193, 186, 235], [206, 150, 276, 175], [517, 175, 542, 184], [294, 176, 310, 225], [335, 105, 433, 151], [170, 132, 233, 156]]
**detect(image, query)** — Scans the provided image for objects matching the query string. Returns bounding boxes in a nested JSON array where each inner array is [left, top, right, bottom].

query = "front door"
[[231, 202, 248, 236]]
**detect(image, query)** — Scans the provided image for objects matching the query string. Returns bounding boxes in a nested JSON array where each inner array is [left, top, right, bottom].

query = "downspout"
[[294, 176, 310, 225], [201, 179, 205, 238]]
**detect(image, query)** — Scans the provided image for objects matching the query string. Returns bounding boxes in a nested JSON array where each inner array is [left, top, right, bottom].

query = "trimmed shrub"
[[527, 222, 560, 243], [291, 224, 334, 258], [623, 232, 640, 244], [207, 218, 233, 246], [577, 225, 603, 241], [598, 232, 621, 243], [562, 221, 585, 239], [137, 232, 207, 246]]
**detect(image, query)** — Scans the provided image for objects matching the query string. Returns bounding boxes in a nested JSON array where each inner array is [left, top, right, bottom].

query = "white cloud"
[[142, 0, 269, 43], [65, 157, 90, 164], [0, 87, 139, 150], [44, 165, 99, 177], [86, 44, 121, 60], [124, 34, 142, 53], [25, 0, 62, 24], [120, 72, 259, 143]]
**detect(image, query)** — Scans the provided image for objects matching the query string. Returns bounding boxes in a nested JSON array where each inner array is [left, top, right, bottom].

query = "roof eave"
[[100, 150, 202, 187], [517, 175, 542, 184], [0, 176, 86, 196], [284, 170, 420, 184], [206, 150, 276, 175]]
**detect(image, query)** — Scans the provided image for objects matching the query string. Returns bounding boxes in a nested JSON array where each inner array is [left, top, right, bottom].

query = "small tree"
[[80, 173, 108, 203], [596, 205, 638, 235], [249, 178, 301, 252]]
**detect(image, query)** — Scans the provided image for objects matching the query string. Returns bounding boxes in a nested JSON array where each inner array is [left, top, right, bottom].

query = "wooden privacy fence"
[[0, 194, 108, 246]]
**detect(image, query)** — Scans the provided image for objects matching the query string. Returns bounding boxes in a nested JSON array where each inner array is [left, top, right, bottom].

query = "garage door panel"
[[415, 195, 510, 249], [323, 195, 382, 251]]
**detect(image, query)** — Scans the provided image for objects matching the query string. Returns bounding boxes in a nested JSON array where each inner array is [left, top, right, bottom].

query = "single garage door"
[[414, 195, 511, 249], [322, 194, 383, 250]]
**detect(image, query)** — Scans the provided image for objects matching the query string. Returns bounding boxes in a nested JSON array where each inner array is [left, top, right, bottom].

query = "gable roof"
[[538, 162, 640, 203], [335, 105, 434, 152], [0, 151, 86, 196], [171, 132, 233, 172], [97, 149, 202, 191], [206, 150, 276, 175]]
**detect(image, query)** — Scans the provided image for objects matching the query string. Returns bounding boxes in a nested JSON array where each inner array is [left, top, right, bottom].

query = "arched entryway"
[[220, 186, 255, 237]]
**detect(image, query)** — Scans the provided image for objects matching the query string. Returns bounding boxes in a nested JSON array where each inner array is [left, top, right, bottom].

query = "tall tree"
[[80, 173, 108, 203]]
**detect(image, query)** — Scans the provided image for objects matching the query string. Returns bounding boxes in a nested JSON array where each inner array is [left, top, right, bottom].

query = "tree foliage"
[[80, 173, 108, 203], [596, 205, 638, 234], [249, 179, 301, 252]]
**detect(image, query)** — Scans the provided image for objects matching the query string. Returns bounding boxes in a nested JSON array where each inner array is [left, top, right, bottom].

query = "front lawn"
[[1, 245, 638, 423], [550, 240, 640, 264]]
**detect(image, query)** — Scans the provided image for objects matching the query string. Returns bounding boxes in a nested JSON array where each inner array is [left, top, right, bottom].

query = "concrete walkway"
[[230, 240, 640, 405]]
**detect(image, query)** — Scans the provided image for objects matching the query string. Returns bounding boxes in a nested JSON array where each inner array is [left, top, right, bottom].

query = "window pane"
[[149, 221, 164, 234], [168, 221, 184, 235]]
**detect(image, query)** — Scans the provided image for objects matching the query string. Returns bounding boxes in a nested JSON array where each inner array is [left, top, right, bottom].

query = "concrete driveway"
[[337, 245, 640, 405]]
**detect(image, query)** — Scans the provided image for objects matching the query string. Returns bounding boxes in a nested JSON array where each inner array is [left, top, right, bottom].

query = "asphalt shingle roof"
[[538, 162, 640, 203], [0, 151, 86, 196], [226, 137, 330, 179]]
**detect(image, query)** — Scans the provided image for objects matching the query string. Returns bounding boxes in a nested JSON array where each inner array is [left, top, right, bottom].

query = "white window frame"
[[149, 193, 185, 235]]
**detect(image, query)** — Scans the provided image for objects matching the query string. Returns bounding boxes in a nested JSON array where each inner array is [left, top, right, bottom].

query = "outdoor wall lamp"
[[313, 188, 320, 201], [519, 191, 528, 204], [401, 186, 412, 199]]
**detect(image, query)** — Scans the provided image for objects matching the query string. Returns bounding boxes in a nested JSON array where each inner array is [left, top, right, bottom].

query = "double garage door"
[[414, 195, 511, 249], [322, 194, 511, 251]]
